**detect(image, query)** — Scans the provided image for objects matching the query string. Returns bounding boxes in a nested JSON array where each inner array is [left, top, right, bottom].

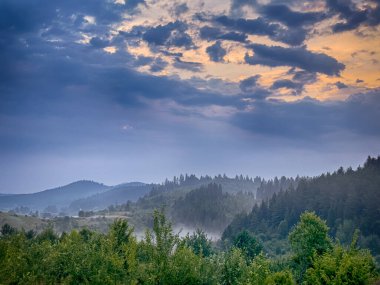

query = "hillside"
[[69, 182, 153, 212], [222, 156, 380, 257], [0, 181, 109, 212], [104, 175, 263, 232], [172, 183, 255, 231]]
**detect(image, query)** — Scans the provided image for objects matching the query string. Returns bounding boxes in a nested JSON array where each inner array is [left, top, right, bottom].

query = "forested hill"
[[0, 181, 109, 211], [223, 156, 380, 256]]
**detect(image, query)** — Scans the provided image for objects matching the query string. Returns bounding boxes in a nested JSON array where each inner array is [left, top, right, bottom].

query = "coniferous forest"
[[1, 157, 380, 284], [2, 0, 380, 283], [0, 210, 378, 285]]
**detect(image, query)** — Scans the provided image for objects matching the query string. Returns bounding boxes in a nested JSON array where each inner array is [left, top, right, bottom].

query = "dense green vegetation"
[[1, 157, 379, 284], [0, 211, 378, 284], [223, 156, 380, 260]]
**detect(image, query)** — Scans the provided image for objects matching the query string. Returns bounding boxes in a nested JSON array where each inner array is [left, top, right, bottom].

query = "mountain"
[[222, 156, 380, 256], [0, 180, 109, 211], [106, 175, 263, 232], [69, 182, 153, 212]]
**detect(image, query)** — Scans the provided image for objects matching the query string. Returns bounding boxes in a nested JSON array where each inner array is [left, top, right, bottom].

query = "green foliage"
[[222, 248, 249, 285], [289, 212, 332, 281], [0, 210, 378, 285], [265, 270, 296, 285], [304, 241, 378, 285], [223, 156, 380, 257], [233, 230, 262, 261], [248, 253, 272, 284], [289, 212, 332, 260], [1, 223, 17, 237], [181, 228, 213, 257]]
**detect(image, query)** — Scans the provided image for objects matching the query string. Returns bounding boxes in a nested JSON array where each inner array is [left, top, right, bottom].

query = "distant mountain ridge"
[[0, 180, 153, 214], [0, 180, 110, 211], [69, 182, 152, 212]]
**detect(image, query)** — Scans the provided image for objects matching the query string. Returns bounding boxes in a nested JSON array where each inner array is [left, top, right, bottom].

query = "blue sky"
[[0, 0, 379, 193]]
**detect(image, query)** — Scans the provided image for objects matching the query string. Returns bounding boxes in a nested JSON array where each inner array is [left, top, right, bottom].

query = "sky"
[[0, 0, 380, 193]]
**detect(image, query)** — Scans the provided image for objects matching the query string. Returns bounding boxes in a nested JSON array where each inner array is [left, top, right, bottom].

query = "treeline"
[[256, 176, 300, 201], [223, 156, 380, 258], [0, 211, 378, 284], [172, 183, 255, 231], [150, 173, 262, 195]]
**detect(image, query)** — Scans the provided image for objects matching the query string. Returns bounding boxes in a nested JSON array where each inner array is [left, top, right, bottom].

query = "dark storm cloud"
[[90, 37, 110, 49], [214, 15, 307, 45], [245, 44, 345, 76], [142, 21, 194, 49], [275, 69, 318, 95], [0, 0, 244, 140], [142, 21, 184, 45], [244, 88, 272, 100], [239, 75, 261, 93], [271, 79, 304, 94], [327, 0, 380, 32], [238, 76, 271, 100], [199, 26, 248, 42], [288, 69, 318, 85], [215, 16, 278, 37], [259, 4, 326, 27], [206, 41, 227, 62], [118, 26, 147, 38], [232, 90, 380, 140]]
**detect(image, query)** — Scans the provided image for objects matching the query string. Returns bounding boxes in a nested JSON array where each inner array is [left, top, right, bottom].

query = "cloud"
[[90, 37, 110, 48], [173, 58, 204, 72], [215, 15, 276, 36], [243, 88, 272, 100], [245, 44, 345, 76], [142, 21, 183, 45], [288, 69, 317, 84], [150, 58, 168, 72], [214, 15, 307, 45], [123, 0, 146, 12], [335, 81, 348, 89], [133, 55, 154, 67], [271, 79, 304, 94], [142, 21, 194, 49], [327, 0, 380, 32], [206, 41, 227, 62], [232, 90, 380, 140], [199, 26, 247, 43], [259, 4, 326, 27], [172, 3, 189, 17], [230, 0, 258, 16], [239, 75, 261, 93]]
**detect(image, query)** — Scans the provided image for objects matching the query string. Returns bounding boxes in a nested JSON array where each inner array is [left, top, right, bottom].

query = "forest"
[[223, 156, 380, 260], [0, 210, 378, 284], [1, 157, 380, 284]]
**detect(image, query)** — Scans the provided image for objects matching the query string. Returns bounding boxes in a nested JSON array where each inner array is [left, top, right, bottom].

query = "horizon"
[[1, 0, 380, 194], [2, 155, 376, 195]]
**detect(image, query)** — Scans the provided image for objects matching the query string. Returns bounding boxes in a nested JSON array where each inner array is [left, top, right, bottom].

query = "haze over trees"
[[0, 210, 378, 284], [223, 156, 380, 259], [0, 156, 379, 284]]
